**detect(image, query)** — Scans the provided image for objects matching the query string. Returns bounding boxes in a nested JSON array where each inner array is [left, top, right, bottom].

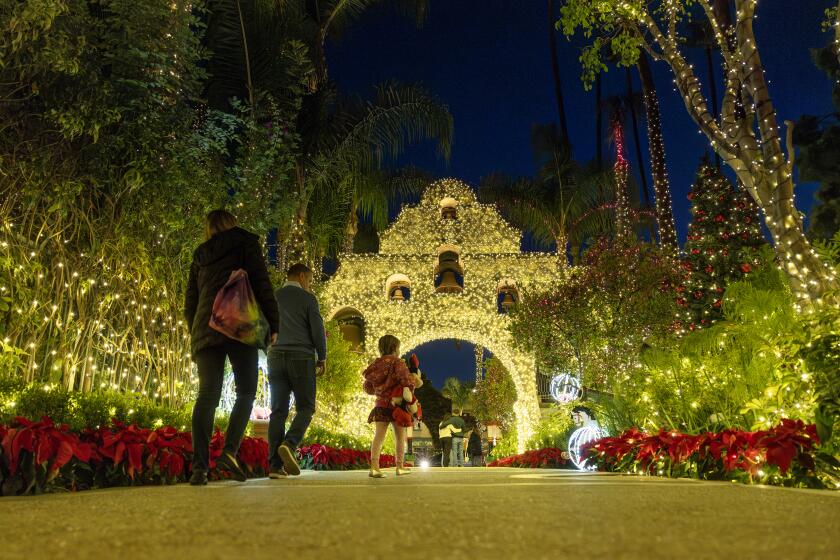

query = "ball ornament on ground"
[[568, 425, 607, 471]]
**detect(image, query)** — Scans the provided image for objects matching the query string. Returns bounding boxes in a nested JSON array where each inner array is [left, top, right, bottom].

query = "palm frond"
[[319, 0, 428, 41], [328, 81, 453, 171]]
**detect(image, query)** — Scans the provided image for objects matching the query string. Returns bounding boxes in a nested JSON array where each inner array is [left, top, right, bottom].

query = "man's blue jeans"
[[451, 437, 465, 467], [267, 350, 316, 469]]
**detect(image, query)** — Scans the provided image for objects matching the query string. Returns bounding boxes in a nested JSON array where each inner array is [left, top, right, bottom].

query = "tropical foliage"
[[0, 0, 452, 409]]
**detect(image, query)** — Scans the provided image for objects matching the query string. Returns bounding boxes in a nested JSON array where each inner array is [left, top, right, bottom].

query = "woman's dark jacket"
[[184, 227, 280, 357], [468, 432, 483, 456]]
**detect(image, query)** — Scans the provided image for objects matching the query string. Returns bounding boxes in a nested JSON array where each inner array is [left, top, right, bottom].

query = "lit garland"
[[320, 179, 563, 451]]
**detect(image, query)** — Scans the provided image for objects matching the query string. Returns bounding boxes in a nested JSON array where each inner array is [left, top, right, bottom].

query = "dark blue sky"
[[327, 1, 837, 388]]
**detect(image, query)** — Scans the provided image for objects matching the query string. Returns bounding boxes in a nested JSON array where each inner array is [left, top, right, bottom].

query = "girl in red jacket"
[[363, 334, 416, 478]]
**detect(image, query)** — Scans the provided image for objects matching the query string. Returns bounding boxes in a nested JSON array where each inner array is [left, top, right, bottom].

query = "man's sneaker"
[[216, 451, 248, 482], [268, 467, 288, 479], [189, 469, 208, 486], [277, 443, 301, 476]]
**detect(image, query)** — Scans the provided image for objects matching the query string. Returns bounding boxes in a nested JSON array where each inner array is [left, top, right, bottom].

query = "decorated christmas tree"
[[678, 160, 766, 330]]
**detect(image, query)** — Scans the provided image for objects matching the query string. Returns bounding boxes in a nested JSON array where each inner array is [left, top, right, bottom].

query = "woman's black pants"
[[191, 340, 258, 471]]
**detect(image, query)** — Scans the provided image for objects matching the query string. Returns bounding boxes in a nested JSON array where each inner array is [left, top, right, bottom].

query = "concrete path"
[[1, 468, 838, 560]]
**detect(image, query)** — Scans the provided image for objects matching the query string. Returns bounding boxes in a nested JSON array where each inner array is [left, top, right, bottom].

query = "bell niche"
[[435, 247, 464, 294]]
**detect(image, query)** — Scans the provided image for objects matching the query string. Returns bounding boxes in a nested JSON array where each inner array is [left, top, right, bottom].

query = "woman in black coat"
[[184, 210, 280, 485]]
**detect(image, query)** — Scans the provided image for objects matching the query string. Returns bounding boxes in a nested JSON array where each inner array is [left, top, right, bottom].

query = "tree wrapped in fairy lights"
[[678, 161, 766, 330]]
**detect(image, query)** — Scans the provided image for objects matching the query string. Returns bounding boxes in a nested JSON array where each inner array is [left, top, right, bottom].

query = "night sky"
[[326, 1, 837, 389]]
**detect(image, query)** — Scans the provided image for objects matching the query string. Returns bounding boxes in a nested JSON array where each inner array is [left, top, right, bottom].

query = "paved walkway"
[[1, 468, 838, 559]]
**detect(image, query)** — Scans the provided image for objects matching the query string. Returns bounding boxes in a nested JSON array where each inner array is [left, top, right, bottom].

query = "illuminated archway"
[[320, 179, 563, 451]]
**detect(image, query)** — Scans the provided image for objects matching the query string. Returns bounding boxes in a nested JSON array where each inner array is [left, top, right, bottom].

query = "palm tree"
[[203, 1, 453, 271], [480, 124, 612, 263], [636, 51, 678, 250], [547, 0, 570, 144], [442, 377, 475, 415], [624, 68, 652, 212], [595, 73, 603, 169], [289, 82, 453, 269], [341, 167, 432, 253]]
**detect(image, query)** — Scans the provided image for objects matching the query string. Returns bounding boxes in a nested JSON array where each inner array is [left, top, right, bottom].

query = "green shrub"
[[0, 379, 230, 432], [301, 426, 371, 449], [526, 404, 577, 451], [488, 428, 518, 460]]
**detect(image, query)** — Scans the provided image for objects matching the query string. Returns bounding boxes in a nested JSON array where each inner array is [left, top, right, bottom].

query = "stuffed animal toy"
[[390, 354, 424, 427]]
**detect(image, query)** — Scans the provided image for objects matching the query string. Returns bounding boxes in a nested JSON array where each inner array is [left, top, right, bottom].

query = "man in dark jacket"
[[184, 213, 279, 485], [448, 413, 466, 467], [267, 263, 327, 478]]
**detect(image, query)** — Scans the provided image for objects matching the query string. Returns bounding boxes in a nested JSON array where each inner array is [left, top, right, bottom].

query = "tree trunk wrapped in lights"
[[636, 52, 679, 250], [559, 0, 839, 304], [611, 115, 633, 241]]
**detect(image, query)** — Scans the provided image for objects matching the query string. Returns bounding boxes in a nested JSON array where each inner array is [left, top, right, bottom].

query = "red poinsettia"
[[584, 421, 819, 483]]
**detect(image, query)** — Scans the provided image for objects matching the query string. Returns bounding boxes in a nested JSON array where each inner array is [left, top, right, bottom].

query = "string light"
[[320, 179, 563, 452], [677, 162, 766, 331]]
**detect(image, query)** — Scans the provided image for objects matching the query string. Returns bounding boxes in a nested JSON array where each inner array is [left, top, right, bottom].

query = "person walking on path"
[[363, 335, 416, 478], [267, 263, 327, 479], [185, 210, 280, 486], [448, 413, 466, 467], [468, 428, 484, 467], [438, 419, 453, 467]]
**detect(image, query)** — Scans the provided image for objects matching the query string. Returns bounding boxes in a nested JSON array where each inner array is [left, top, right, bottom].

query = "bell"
[[501, 291, 515, 310], [437, 269, 461, 293], [391, 286, 405, 301], [339, 323, 363, 349]]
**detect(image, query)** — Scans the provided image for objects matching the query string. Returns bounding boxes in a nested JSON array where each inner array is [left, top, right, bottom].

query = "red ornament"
[[713, 300, 722, 308], [704, 265, 714, 274], [739, 263, 752, 274], [714, 214, 725, 223], [693, 290, 704, 300]]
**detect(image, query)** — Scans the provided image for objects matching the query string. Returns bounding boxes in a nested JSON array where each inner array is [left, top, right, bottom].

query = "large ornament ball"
[[568, 426, 606, 471], [549, 373, 581, 403]]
